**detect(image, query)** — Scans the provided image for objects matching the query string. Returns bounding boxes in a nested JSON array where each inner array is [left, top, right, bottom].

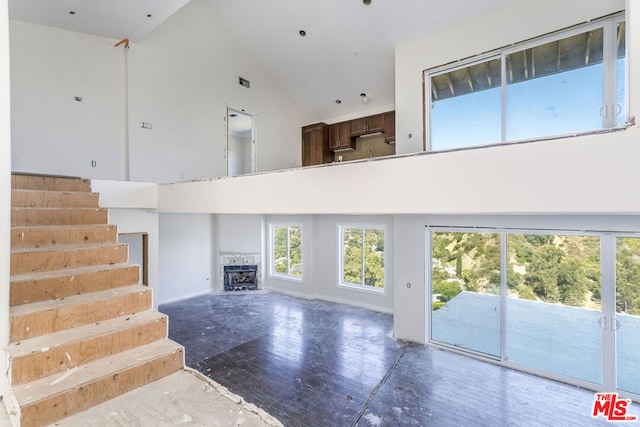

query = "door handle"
[[598, 316, 607, 329], [599, 105, 609, 118], [613, 319, 621, 330]]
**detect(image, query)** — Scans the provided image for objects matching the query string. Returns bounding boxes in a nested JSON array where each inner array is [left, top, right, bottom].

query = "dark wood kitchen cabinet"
[[350, 113, 385, 137], [384, 110, 396, 143], [302, 123, 331, 167], [329, 121, 355, 151]]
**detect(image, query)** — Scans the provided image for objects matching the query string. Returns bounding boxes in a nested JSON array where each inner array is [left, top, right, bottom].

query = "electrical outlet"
[[141, 121, 152, 130]]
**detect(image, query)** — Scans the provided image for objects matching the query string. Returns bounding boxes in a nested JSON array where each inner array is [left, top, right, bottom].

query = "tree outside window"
[[272, 225, 302, 279], [341, 226, 385, 290]]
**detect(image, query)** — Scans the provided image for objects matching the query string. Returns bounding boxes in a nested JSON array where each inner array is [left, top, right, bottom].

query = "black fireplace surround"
[[223, 265, 258, 291]]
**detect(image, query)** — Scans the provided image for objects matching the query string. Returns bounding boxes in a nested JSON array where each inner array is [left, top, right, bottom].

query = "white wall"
[[1, 0, 11, 406], [394, 0, 625, 156], [263, 215, 394, 314], [127, 0, 307, 183], [312, 215, 394, 314], [158, 214, 216, 304], [9, 21, 125, 179], [217, 214, 263, 254], [158, 128, 640, 215]]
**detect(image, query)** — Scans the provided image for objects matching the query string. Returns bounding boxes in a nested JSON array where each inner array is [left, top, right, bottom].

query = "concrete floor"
[[1, 369, 282, 427], [160, 292, 640, 426]]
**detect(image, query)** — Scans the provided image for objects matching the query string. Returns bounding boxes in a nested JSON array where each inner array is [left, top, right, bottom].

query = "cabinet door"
[[350, 117, 368, 137], [302, 123, 329, 166], [329, 124, 340, 150], [302, 130, 314, 166], [367, 113, 385, 133], [384, 111, 395, 143], [337, 122, 353, 149], [330, 122, 354, 150]]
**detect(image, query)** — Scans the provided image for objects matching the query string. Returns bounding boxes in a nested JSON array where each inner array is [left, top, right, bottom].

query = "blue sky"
[[430, 60, 625, 151]]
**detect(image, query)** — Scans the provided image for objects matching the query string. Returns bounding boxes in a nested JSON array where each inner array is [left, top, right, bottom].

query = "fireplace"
[[223, 265, 258, 291]]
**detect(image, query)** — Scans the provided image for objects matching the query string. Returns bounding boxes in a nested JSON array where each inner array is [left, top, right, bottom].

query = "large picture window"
[[339, 226, 385, 291], [426, 15, 626, 151], [270, 224, 302, 279]]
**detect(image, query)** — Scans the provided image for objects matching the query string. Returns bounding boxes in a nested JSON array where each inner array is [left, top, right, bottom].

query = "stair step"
[[11, 207, 108, 227], [11, 243, 128, 275], [11, 224, 118, 250], [10, 284, 152, 342], [11, 189, 99, 208], [6, 310, 168, 386], [12, 174, 90, 192], [10, 263, 140, 306], [13, 339, 183, 427]]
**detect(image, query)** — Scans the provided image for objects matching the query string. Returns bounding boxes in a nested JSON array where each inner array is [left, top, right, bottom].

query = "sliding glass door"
[[428, 228, 640, 398], [505, 233, 602, 385], [430, 230, 501, 357], [615, 237, 640, 396]]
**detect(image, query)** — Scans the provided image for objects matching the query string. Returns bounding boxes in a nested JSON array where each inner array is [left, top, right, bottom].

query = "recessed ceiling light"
[[69, 11, 76, 15], [299, 30, 307, 37], [363, 0, 372, 5], [335, 99, 342, 104]]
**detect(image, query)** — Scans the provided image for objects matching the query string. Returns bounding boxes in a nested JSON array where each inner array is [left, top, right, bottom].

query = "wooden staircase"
[[5, 174, 184, 426]]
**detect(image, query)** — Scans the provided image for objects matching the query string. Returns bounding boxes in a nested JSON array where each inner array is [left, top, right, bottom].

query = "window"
[[339, 225, 385, 291], [426, 14, 626, 151], [270, 224, 302, 279]]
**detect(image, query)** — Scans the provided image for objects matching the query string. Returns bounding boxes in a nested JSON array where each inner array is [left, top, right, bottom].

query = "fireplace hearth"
[[223, 265, 258, 291]]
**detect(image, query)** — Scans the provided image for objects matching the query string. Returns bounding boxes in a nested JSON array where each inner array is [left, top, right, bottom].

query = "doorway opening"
[[118, 232, 148, 286], [226, 108, 256, 177]]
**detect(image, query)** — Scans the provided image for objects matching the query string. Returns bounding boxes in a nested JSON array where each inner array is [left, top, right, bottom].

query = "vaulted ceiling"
[[8, 0, 520, 121]]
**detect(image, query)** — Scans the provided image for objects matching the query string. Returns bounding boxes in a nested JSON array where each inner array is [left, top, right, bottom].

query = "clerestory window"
[[425, 14, 626, 152]]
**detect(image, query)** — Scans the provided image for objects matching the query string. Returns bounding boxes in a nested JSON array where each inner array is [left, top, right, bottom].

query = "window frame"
[[269, 223, 303, 281], [424, 12, 627, 152], [338, 224, 387, 294]]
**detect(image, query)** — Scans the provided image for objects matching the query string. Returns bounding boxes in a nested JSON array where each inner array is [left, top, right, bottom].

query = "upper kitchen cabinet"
[[384, 111, 395, 144], [302, 123, 331, 167], [329, 122, 355, 151], [349, 113, 385, 137]]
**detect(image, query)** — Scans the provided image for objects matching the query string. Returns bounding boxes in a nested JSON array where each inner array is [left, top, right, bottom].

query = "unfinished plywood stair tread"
[[11, 207, 108, 227], [11, 262, 138, 282], [6, 310, 168, 385], [11, 242, 128, 276], [10, 285, 152, 342], [10, 263, 140, 306], [11, 189, 100, 208], [11, 174, 90, 192], [11, 224, 118, 249], [14, 339, 184, 426]]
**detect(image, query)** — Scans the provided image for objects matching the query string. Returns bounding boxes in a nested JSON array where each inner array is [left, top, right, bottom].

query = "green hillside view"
[[432, 231, 640, 315]]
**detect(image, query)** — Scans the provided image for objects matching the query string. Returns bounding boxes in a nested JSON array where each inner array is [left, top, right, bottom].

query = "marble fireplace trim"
[[219, 252, 262, 290]]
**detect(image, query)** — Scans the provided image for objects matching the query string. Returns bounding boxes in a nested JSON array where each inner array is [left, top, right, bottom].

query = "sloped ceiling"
[[8, 0, 520, 122]]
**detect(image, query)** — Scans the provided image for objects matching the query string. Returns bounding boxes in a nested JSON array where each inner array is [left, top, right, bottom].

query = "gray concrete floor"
[[1, 369, 282, 427]]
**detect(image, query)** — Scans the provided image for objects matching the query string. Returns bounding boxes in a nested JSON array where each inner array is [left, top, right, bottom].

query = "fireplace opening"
[[224, 265, 258, 291]]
